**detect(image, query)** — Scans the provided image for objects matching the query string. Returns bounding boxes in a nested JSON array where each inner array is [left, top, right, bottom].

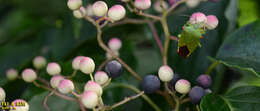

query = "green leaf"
[[216, 20, 260, 77], [200, 94, 231, 111], [238, 0, 259, 27]]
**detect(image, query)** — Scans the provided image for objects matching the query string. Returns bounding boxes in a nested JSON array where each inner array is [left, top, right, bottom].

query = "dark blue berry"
[[141, 75, 161, 94], [105, 60, 122, 78], [168, 74, 181, 90], [196, 74, 212, 88], [189, 86, 206, 104]]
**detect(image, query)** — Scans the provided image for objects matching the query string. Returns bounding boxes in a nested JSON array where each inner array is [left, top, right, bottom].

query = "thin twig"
[[78, 99, 87, 111], [181, 98, 190, 104], [97, 58, 112, 71], [148, 20, 164, 55], [164, 0, 187, 16], [108, 18, 149, 27], [66, 70, 78, 79], [43, 91, 54, 111], [169, 36, 179, 42]]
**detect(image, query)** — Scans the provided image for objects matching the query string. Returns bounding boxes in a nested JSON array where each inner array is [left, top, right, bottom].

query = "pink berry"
[[73, 7, 86, 19], [33, 56, 47, 69], [22, 69, 37, 83], [81, 91, 98, 109], [0, 87, 6, 101], [58, 79, 75, 94], [6, 68, 18, 81], [108, 38, 122, 51], [134, 0, 151, 10], [189, 12, 207, 27], [94, 71, 109, 85], [50, 75, 65, 89], [84, 81, 103, 96], [158, 65, 174, 82], [206, 15, 219, 30], [67, 0, 83, 10], [46, 62, 61, 76], [79, 57, 95, 74], [72, 56, 85, 70], [10, 99, 29, 111], [108, 5, 126, 21], [175, 79, 191, 94], [153, 1, 169, 13], [86, 5, 94, 17], [92, 1, 108, 17]]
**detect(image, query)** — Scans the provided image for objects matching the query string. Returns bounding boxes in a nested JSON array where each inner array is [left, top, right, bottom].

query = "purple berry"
[[105, 60, 123, 78], [141, 75, 161, 94], [189, 86, 206, 104], [196, 74, 212, 88]]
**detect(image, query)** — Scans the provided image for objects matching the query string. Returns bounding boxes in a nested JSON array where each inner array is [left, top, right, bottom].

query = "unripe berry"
[[50, 75, 65, 89], [94, 71, 109, 85], [0, 87, 6, 101], [86, 5, 94, 17], [189, 12, 207, 27], [141, 75, 161, 94], [196, 74, 212, 88], [189, 86, 206, 104], [106, 51, 119, 59], [108, 5, 126, 21], [10, 99, 29, 111], [81, 91, 98, 109], [33, 56, 47, 69], [58, 79, 75, 94], [67, 0, 83, 10], [73, 7, 86, 19], [79, 57, 95, 74], [72, 56, 85, 70], [206, 15, 219, 30], [158, 65, 174, 82], [134, 0, 151, 10], [6, 68, 18, 81], [108, 38, 122, 51], [205, 89, 212, 94], [46, 62, 61, 76], [84, 81, 103, 96], [175, 79, 191, 94], [168, 73, 181, 90], [153, 1, 169, 13], [22, 69, 37, 83], [92, 1, 108, 17], [186, 0, 200, 8], [105, 60, 123, 78]]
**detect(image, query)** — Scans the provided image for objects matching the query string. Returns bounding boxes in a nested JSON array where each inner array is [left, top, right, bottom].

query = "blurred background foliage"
[[0, 0, 260, 111]]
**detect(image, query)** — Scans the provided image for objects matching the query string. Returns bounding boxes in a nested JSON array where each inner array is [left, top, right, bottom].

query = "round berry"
[[72, 56, 85, 70], [50, 75, 65, 89], [158, 65, 174, 82], [10, 99, 29, 111], [108, 38, 122, 51], [134, 0, 151, 10], [33, 56, 47, 69], [196, 74, 212, 88], [6, 68, 18, 81], [22, 69, 37, 83], [0, 87, 6, 101], [86, 5, 94, 17], [46, 62, 61, 76], [108, 5, 126, 21], [141, 75, 161, 94], [105, 60, 123, 78], [153, 1, 169, 13], [168, 73, 181, 90], [106, 51, 119, 59], [189, 86, 206, 104], [84, 81, 103, 96], [81, 91, 98, 109], [58, 79, 75, 94], [79, 57, 95, 74], [94, 71, 109, 85], [73, 7, 86, 19], [92, 1, 108, 17], [189, 12, 207, 26], [67, 0, 83, 10], [206, 15, 219, 30], [168, 0, 175, 6], [186, 0, 200, 8], [175, 79, 191, 94]]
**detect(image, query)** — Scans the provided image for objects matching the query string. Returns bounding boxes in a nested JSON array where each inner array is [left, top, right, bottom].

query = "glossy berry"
[[94, 71, 109, 85], [175, 79, 191, 94], [92, 1, 108, 17], [189, 12, 207, 27], [106, 51, 119, 59], [141, 75, 161, 94], [67, 0, 83, 10], [108, 38, 122, 51], [86, 5, 94, 17], [72, 56, 85, 70], [189, 86, 206, 104], [6, 68, 18, 81], [46, 62, 61, 76], [168, 73, 181, 90], [158, 65, 174, 82], [186, 0, 200, 8], [10, 99, 29, 111], [81, 91, 98, 109], [108, 5, 126, 21], [33, 56, 47, 69], [22, 69, 37, 83], [73, 7, 86, 19], [84, 81, 103, 96], [0, 87, 6, 101], [153, 1, 169, 13], [105, 60, 123, 78], [196, 74, 212, 88], [79, 57, 95, 74], [206, 15, 219, 30], [58, 79, 75, 94], [134, 0, 151, 10], [50, 75, 65, 89]]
